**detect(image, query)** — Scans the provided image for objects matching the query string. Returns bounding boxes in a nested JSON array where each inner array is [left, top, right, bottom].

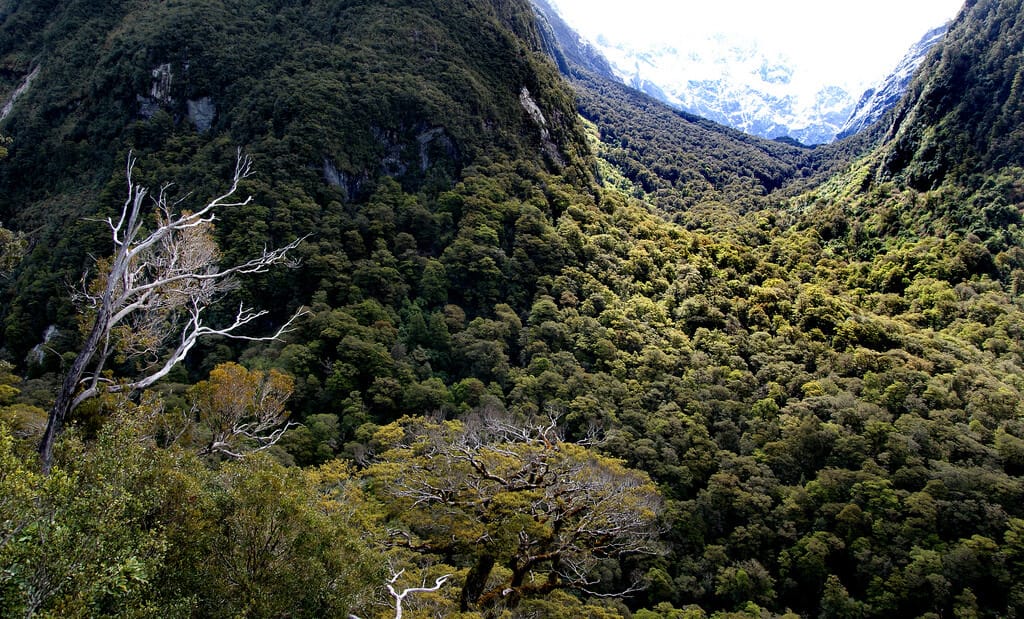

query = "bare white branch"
[[384, 568, 452, 619], [40, 151, 306, 473]]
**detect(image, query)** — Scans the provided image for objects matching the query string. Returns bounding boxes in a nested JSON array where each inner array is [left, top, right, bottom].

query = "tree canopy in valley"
[[1, 0, 1023, 616]]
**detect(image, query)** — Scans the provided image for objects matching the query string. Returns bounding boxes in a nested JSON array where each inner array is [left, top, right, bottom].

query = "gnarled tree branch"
[[39, 151, 305, 473]]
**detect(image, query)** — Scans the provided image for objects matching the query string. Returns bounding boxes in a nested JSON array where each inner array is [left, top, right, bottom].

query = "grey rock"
[[26, 324, 58, 367], [1, 65, 40, 122], [519, 86, 552, 143], [136, 95, 160, 119], [150, 63, 174, 103], [187, 97, 216, 132]]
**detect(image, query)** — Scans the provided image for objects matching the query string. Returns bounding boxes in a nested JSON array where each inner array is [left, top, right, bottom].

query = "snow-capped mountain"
[[597, 35, 857, 145], [836, 25, 949, 140], [538, 1, 953, 145]]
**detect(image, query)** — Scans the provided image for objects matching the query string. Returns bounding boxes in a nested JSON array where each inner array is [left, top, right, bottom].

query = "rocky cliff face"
[[836, 25, 948, 140]]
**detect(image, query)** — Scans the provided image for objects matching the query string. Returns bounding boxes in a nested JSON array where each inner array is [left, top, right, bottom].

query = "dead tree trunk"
[[39, 152, 305, 473]]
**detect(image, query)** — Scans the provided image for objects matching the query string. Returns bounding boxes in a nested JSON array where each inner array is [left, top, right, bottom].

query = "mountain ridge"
[[2, 0, 1024, 617], [878, 0, 1024, 189], [837, 24, 949, 140], [538, 1, 957, 145], [600, 35, 854, 144], [529, 0, 617, 80]]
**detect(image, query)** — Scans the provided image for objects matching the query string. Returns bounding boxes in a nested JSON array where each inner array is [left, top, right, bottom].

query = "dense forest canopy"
[[1, 0, 1023, 616]]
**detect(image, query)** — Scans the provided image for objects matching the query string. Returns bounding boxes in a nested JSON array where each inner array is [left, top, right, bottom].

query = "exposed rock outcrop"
[[1, 65, 40, 122], [187, 97, 216, 132]]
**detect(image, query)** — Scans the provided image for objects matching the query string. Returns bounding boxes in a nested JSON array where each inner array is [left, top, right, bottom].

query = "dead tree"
[[39, 152, 304, 473], [345, 567, 451, 619]]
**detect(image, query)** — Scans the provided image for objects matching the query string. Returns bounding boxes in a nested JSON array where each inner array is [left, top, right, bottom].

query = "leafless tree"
[[39, 152, 305, 473], [346, 567, 451, 619]]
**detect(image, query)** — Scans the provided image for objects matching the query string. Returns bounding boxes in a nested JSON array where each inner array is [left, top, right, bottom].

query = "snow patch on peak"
[[596, 34, 855, 144]]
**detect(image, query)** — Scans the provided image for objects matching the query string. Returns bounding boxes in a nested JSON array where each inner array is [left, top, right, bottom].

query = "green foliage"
[[0, 0, 588, 357], [0, 411, 382, 617], [364, 412, 664, 611], [190, 455, 381, 617], [571, 72, 806, 221], [0, 134, 24, 275], [0, 223, 24, 276], [0, 414, 171, 616], [2, 0, 1024, 617], [879, 0, 1024, 189]]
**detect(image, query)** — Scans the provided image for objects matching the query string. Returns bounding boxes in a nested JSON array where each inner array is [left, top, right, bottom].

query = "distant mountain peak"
[[560, 31, 855, 145], [530, 0, 617, 79], [836, 24, 949, 140], [534, 4, 954, 145]]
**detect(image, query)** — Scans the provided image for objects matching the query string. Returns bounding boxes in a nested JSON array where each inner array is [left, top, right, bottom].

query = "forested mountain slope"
[[0, 0, 1023, 617], [0, 0, 588, 358], [879, 0, 1024, 190]]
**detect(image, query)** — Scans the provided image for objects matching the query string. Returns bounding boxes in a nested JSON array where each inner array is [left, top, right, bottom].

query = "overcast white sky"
[[548, 0, 965, 92]]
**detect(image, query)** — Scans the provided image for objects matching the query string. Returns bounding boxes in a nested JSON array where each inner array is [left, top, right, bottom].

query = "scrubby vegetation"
[[1, 0, 1023, 616]]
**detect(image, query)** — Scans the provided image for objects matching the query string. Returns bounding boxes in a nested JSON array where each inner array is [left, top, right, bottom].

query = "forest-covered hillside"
[[1, 0, 1023, 617]]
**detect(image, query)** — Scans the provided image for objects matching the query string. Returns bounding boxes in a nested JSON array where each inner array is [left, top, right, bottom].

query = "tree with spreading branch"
[[188, 361, 297, 459], [38, 152, 305, 473], [364, 408, 664, 612], [0, 224, 24, 275]]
